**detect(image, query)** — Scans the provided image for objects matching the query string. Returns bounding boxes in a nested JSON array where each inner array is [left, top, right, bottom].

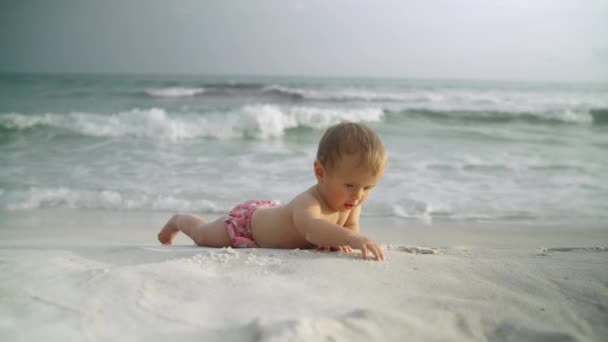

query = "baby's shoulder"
[[292, 188, 318, 205], [288, 186, 323, 208]]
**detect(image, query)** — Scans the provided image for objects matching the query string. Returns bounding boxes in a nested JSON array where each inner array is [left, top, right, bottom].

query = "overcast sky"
[[1, 0, 607, 81]]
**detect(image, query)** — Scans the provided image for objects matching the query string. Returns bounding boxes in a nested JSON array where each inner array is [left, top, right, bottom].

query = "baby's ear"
[[313, 160, 325, 182]]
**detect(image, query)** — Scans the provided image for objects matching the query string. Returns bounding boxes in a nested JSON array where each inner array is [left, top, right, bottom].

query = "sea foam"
[[3, 187, 224, 212], [236, 105, 384, 139], [0, 105, 384, 141], [145, 87, 206, 97]]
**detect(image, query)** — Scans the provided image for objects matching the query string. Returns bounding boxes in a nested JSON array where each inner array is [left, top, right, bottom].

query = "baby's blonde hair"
[[316, 122, 387, 175]]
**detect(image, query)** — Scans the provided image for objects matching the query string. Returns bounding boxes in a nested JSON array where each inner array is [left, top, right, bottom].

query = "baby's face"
[[321, 154, 383, 212]]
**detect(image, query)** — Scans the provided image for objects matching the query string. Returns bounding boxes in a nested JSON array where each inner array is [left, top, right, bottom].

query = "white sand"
[[1, 209, 607, 341]]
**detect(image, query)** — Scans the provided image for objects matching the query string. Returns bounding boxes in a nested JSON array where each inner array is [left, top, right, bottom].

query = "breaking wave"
[[0, 105, 384, 141], [144, 87, 205, 97]]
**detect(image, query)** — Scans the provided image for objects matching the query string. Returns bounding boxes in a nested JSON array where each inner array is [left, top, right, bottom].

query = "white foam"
[[0, 105, 384, 141], [390, 202, 437, 225], [235, 104, 384, 139], [0, 112, 55, 129], [376, 89, 601, 124], [145, 87, 205, 97], [3, 187, 224, 212], [263, 85, 608, 122], [0, 108, 208, 141]]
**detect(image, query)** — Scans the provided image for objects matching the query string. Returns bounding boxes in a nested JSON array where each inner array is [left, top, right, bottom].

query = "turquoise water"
[[1, 73, 607, 225]]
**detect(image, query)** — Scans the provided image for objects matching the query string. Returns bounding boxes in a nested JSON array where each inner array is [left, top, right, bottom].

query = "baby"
[[157, 122, 387, 261]]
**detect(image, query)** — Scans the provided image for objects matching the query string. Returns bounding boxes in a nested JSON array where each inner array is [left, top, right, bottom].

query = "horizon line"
[[0, 70, 606, 86]]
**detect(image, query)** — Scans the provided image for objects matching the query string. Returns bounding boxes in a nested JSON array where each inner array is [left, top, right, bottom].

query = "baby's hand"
[[347, 235, 385, 261], [316, 246, 353, 253]]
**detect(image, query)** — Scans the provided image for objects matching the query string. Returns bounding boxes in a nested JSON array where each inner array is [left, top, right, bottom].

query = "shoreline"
[[2, 208, 606, 247]]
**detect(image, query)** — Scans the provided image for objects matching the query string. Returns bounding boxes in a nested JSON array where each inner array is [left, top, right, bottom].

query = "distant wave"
[[260, 85, 438, 103], [384, 108, 600, 125], [205, 82, 267, 90], [144, 87, 205, 97], [0, 105, 384, 141], [251, 83, 608, 111], [138, 83, 608, 116], [1, 105, 601, 143], [259, 85, 441, 103], [143, 83, 304, 100], [262, 85, 307, 100], [142, 83, 429, 102], [590, 108, 608, 125]]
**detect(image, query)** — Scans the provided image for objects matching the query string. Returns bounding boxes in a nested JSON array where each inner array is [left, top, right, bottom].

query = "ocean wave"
[[389, 202, 539, 223], [0, 109, 207, 141], [143, 83, 437, 103], [144, 82, 268, 97], [205, 81, 267, 90], [144, 87, 205, 97], [2, 187, 226, 212], [262, 85, 308, 100], [590, 108, 608, 125], [155, 83, 608, 110], [0, 105, 384, 141], [0, 186, 594, 223], [260, 85, 435, 103], [384, 108, 598, 125], [193, 83, 475, 103], [234, 105, 384, 139]]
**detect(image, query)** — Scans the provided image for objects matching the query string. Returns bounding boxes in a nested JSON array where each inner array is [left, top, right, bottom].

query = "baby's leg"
[[157, 214, 231, 247]]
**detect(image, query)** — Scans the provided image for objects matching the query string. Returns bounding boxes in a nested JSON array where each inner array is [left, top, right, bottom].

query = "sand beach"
[[1, 209, 607, 341]]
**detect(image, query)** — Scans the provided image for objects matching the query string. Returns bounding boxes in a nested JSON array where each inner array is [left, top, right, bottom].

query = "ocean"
[[1, 73, 607, 226]]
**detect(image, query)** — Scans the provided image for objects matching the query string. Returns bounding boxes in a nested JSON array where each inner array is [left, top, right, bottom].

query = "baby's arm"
[[344, 205, 361, 233], [316, 206, 361, 253], [293, 201, 384, 260]]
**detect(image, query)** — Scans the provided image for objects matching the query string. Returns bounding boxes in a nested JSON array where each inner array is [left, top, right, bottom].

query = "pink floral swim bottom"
[[223, 200, 282, 248]]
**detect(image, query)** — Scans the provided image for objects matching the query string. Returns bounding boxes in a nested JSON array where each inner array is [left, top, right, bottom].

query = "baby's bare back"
[[250, 202, 314, 249]]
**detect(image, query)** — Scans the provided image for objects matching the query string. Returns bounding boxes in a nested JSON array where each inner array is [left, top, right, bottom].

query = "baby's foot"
[[158, 225, 179, 245]]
